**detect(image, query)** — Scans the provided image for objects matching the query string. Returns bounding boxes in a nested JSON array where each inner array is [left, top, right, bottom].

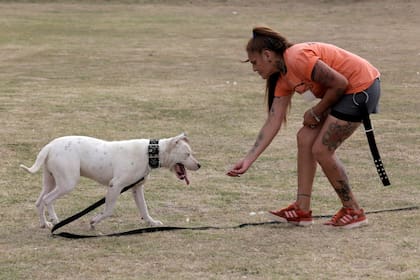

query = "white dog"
[[20, 133, 200, 229]]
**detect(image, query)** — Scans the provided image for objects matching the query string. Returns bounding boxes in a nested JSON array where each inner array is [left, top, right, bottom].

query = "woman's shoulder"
[[284, 43, 325, 80], [285, 43, 313, 62], [286, 42, 329, 56]]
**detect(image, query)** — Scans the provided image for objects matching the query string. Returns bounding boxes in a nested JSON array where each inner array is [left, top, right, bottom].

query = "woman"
[[226, 26, 381, 229]]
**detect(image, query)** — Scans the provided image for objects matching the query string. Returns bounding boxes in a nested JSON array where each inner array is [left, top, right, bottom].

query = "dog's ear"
[[169, 133, 188, 149], [175, 132, 189, 143]]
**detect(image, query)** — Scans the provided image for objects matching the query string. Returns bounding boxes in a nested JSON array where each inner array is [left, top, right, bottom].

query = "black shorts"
[[330, 78, 381, 122]]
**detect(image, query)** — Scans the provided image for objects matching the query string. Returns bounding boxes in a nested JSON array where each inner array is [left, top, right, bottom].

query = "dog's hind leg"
[[41, 174, 78, 229], [43, 169, 61, 226], [132, 184, 163, 227], [36, 168, 56, 228]]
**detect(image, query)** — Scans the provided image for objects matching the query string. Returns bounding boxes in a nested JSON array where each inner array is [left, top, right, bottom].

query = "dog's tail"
[[20, 144, 50, 174]]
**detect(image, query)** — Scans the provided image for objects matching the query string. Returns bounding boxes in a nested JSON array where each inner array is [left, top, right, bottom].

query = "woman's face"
[[248, 50, 278, 80]]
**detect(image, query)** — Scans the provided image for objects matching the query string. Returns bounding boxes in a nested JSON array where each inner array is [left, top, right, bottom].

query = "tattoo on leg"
[[334, 180, 351, 202], [322, 121, 355, 151]]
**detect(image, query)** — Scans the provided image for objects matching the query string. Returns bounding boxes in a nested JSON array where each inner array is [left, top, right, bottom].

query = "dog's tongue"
[[175, 164, 190, 185], [184, 174, 190, 185]]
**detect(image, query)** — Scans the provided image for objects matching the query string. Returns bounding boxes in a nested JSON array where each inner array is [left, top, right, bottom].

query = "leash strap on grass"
[[52, 205, 419, 239]]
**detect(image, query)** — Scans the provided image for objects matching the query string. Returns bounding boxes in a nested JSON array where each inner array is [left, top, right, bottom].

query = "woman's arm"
[[303, 59, 348, 126], [227, 95, 292, 176]]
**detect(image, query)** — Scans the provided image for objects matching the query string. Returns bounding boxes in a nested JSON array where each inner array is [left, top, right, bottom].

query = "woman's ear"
[[262, 49, 274, 62]]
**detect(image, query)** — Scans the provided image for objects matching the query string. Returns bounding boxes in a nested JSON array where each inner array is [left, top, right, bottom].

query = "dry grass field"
[[1, 0, 420, 279]]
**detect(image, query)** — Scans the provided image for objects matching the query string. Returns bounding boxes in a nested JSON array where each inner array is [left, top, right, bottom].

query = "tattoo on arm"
[[311, 60, 346, 97], [311, 60, 336, 85], [335, 88, 345, 97], [250, 96, 286, 156], [251, 132, 264, 154], [269, 97, 280, 116]]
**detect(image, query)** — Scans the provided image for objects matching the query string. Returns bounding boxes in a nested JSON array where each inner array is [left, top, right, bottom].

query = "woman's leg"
[[312, 115, 361, 209], [296, 125, 322, 211]]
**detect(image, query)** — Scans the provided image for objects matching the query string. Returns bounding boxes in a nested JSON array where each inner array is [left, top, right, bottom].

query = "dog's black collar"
[[148, 139, 160, 169]]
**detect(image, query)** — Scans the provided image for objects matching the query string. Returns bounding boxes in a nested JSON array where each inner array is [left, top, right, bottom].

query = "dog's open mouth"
[[174, 163, 190, 185]]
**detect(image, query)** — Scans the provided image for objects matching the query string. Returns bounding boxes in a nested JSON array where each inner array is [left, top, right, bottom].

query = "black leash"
[[50, 128, 394, 239], [357, 91, 391, 186], [51, 205, 418, 239]]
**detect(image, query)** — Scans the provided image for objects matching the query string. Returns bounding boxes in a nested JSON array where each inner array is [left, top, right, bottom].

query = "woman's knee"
[[311, 142, 334, 164], [311, 144, 323, 161], [296, 128, 316, 150]]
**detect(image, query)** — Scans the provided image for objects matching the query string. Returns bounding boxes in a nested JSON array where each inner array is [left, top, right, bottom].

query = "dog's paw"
[[90, 214, 102, 229], [89, 221, 96, 231], [147, 219, 163, 227], [41, 221, 53, 229]]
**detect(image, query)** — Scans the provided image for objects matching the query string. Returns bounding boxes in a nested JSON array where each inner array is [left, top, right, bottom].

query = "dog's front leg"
[[90, 184, 121, 229], [132, 184, 163, 227]]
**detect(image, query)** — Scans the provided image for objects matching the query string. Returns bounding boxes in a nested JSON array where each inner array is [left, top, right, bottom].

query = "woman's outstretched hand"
[[226, 159, 252, 177]]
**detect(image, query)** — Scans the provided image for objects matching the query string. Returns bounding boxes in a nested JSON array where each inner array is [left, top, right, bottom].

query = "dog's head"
[[166, 133, 200, 185]]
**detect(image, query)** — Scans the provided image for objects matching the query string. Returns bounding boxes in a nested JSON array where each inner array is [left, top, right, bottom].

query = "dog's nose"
[[197, 163, 201, 169]]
